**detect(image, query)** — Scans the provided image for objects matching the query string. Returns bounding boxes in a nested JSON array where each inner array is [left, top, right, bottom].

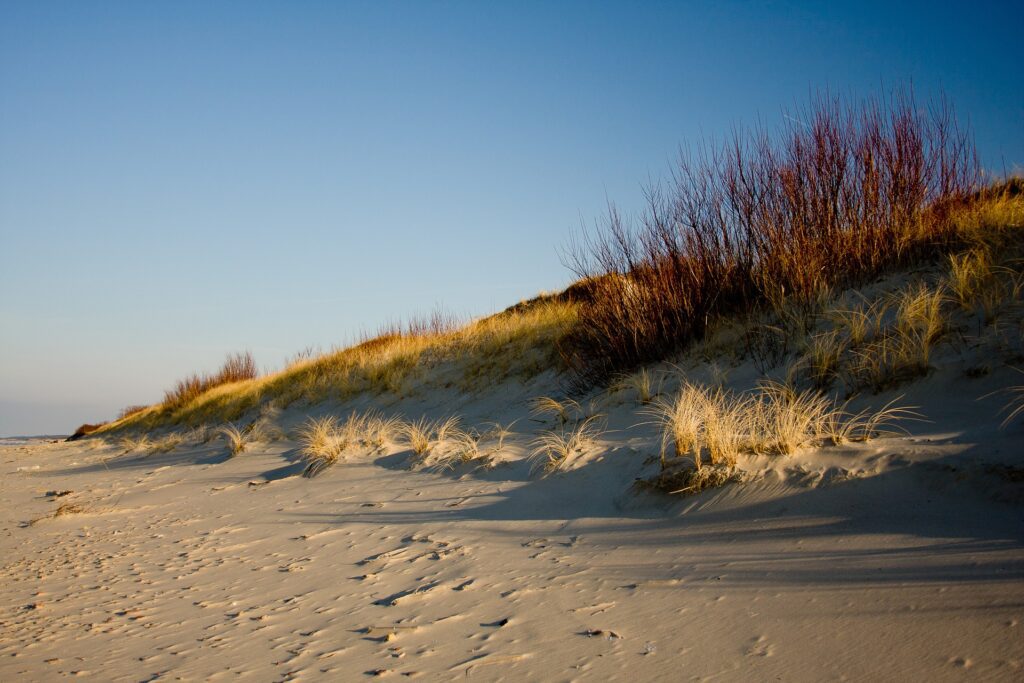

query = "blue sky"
[[1, 1, 1022, 435]]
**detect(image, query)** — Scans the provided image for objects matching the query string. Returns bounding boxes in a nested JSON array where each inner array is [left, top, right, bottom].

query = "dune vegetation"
[[90, 89, 1023, 496]]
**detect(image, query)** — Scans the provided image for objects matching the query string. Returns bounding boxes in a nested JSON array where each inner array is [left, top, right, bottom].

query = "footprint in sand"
[[745, 635, 774, 657]]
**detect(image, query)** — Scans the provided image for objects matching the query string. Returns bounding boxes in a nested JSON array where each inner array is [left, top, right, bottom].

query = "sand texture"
[[2, 360, 1023, 681]]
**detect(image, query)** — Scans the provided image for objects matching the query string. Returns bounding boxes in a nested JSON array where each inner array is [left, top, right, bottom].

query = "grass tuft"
[[530, 396, 582, 425], [218, 424, 248, 457], [298, 416, 347, 477], [528, 415, 604, 476]]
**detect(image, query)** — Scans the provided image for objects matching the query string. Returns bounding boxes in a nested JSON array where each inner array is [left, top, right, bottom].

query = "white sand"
[[2, 362, 1023, 681]]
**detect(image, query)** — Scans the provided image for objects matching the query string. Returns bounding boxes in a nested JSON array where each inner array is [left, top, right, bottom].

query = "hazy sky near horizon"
[[1, 1, 1022, 435]]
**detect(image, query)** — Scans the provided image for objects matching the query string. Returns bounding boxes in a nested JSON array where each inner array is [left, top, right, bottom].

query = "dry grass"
[[164, 352, 258, 411], [218, 424, 248, 457], [420, 420, 517, 472], [987, 367, 1024, 429], [848, 283, 948, 391], [895, 283, 947, 349], [148, 432, 183, 454], [426, 428, 487, 472], [646, 383, 751, 468], [298, 416, 348, 477], [949, 248, 1005, 319], [119, 434, 152, 453], [97, 297, 574, 435], [401, 418, 435, 459], [1002, 385, 1024, 428], [613, 368, 659, 405], [826, 295, 889, 347], [530, 396, 582, 425], [400, 416, 476, 469], [649, 380, 917, 467], [754, 381, 833, 455], [186, 425, 212, 444], [481, 420, 517, 452], [647, 384, 706, 467], [528, 415, 603, 476], [800, 330, 847, 389], [117, 405, 148, 421], [363, 412, 403, 452], [642, 378, 919, 496]]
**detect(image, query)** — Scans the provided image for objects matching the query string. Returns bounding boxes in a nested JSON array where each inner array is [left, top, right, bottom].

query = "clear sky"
[[1, 1, 1022, 436]]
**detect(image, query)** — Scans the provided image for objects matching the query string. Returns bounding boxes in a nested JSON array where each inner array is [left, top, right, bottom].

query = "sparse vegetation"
[[529, 415, 604, 476], [401, 418, 436, 460], [298, 416, 348, 477], [530, 396, 582, 425], [613, 368, 658, 405], [119, 434, 152, 453], [148, 432, 184, 454], [1002, 384, 1024, 428], [99, 299, 576, 434], [218, 424, 249, 457], [643, 378, 920, 495]]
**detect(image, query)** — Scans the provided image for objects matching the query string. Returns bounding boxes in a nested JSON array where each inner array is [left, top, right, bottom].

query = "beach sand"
[[2, 360, 1023, 681]]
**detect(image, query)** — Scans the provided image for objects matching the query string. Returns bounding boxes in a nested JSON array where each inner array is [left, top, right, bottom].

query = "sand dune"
[[3, 353, 1023, 681]]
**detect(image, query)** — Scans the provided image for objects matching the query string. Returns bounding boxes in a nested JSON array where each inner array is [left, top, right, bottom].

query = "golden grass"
[[481, 420, 517, 452], [104, 299, 576, 434], [826, 295, 889, 347], [528, 415, 604, 476], [401, 418, 434, 459], [641, 379, 921, 497], [949, 248, 1004, 317], [218, 424, 248, 457], [950, 183, 1024, 249], [647, 384, 705, 467], [530, 396, 582, 425], [298, 416, 348, 477], [801, 330, 847, 389], [847, 283, 948, 391], [400, 416, 475, 469], [754, 381, 833, 455], [648, 380, 917, 471], [119, 434, 152, 453], [363, 412, 403, 452], [425, 427, 487, 472], [612, 368, 658, 405], [147, 432, 183, 454]]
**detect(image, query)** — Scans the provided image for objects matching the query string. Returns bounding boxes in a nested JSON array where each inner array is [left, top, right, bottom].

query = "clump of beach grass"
[[148, 432, 184, 454], [400, 418, 434, 460], [1002, 384, 1024, 428], [528, 415, 604, 476], [218, 424, 249, 457], [119, 434, 152, 453], [643, 378, 919, 495], [298, 416, 348, 477], [362, 412, 403, 452], [612, 368, 659, 405], [847, 283, 948, 391], [530, 396, 582, 425]]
